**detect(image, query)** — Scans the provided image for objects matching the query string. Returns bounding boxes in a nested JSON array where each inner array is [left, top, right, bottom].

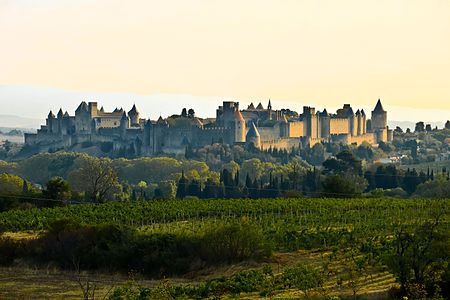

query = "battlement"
[[202, 127, 231, 131]]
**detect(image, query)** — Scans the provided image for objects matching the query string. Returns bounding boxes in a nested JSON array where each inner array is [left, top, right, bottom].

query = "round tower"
[[120, 112, 130, 137], [346, 106, 356, 136], [128, 104, 140, 126], [280, 114, 289, 137], [371, 99, 387, 130], [47, 111, 55, 133], [234, 110, 246, 143], [246, 122, 261, 149], [319, 109, 330, 138], [355, 109, 362, 136]]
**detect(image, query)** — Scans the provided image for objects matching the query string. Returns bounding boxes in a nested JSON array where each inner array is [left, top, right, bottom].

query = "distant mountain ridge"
[[0, 114, 41, 129]]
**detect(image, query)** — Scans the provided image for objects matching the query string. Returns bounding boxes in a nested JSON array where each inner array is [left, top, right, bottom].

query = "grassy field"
[[0, 250, 397, 299], [1, 197, 448, 299]]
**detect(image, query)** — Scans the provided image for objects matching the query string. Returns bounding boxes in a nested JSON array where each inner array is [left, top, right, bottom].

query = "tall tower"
[[120, 112, 130, 137], [128, 104, 140, 126], [246, 122, 261, 149], [356, 109, 362, 136], [234, 110, 246, 143], [319, 109, 330, 138], [47, 111, 55, 133], [75, 101, 91, 133], [361, 109, 367, 134], [371, 99, 387, 130]]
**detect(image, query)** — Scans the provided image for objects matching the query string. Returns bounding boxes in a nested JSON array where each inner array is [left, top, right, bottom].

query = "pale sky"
[[1, 0, 450, 117]]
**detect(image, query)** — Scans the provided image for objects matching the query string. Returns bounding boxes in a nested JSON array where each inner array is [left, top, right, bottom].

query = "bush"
[[282, 264, 324, 295], [200, 221, 273, 263], [0, 237, 20, 266], [0, 220, 273, 277]]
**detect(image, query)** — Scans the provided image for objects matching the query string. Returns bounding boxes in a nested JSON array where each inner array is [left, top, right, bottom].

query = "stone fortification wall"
[[257, 125, 282, 141], [96, 117, 122, 128], [288, 121, 304, 138], [199, 127, 234, 145], [347, 133, 376, 145], [330, 118, 349, 135]]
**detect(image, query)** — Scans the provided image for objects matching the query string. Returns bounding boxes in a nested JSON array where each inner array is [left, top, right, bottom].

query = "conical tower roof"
[[57, 108, 63, 117], [320, 109, 328, 117], [246, 122, 260, 138], [256, 102, 264, 110], [346, 107, 354, 117], [373, 99, 385, 112], [75, 101, 88, 113], [128, 104, 139, 115], [157, 116, 167, 125], [121, 111, 128, 120], [248, 102, 255, 110], [355, 109, 361, 115], [361, 109, 366, 116], [48, 110, 55, 118]]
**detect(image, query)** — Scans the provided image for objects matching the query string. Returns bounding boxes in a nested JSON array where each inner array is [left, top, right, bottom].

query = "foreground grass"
[[0, 249, 397, 299]]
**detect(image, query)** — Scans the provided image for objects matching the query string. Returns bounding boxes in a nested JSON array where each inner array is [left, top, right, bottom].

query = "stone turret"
[[280, 114, 289, 137], [246, 122, 261, 149], [75, 102, 89, 114], [356, 109, 362, 136], [128, 104, 140, 126], [120, 112, 130, 137], [361, 109, 366, 134], [156, 116, 168, 126], [46, 111, 55, 133], [234, 110, 246, 143], [75, 101, 91, 133], [56, 108, 64, 134], [371, 99, 387, 130], [319, 109, 330, 138], [301, 106, 318, 139], [346, 106, 357, 136]]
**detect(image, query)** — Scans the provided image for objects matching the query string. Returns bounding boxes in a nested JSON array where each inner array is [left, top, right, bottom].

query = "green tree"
[[240, 158, 264, 182], [43, 177, 71, 201], [384, 218, 450, 297], [413, 174, 450, 198], [69, 156, 120, 203], [322, 174, 367, 198]]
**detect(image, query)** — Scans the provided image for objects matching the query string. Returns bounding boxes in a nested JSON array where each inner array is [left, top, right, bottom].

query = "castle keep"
[[25, 99, 392, 155]]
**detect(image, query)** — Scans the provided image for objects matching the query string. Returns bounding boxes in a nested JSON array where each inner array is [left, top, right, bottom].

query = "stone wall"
[[330, 118, 349, 135]]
